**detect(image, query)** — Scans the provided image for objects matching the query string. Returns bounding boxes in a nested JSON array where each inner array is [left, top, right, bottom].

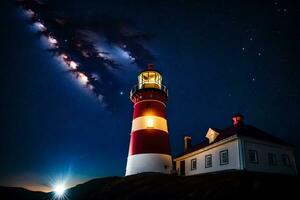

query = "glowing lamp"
[[53, 183, 65, 196], [146, 117, 154, 128], [137, 65, 162, 89]]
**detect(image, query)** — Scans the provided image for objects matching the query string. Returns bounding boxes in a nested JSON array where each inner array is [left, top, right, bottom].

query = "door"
[[180, 160, 185, 176]]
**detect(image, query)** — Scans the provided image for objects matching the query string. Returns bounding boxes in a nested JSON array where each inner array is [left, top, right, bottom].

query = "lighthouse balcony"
[[130, 84, 168, 99]]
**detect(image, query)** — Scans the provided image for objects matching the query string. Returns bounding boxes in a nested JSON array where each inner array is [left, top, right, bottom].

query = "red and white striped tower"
[[125, 64, 172, 176]]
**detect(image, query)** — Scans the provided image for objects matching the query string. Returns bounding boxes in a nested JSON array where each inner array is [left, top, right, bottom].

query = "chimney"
[[184, 136, 192, 151], [232, 113, 244, 126]]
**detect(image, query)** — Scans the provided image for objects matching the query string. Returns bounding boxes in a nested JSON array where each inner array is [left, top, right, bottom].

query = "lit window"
[[131, 116, 168, 132], [248, 150, 258, 164], [268, 153, 277, 166], [148, 72, 156, 83], [205, 154, 212, 168], [191, 159, 197, 170], [146, 117, 154, 128], [282, 154, 291, 167], [220, 150, 229, 165]]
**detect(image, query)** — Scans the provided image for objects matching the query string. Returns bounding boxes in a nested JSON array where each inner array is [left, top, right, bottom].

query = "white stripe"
[[131, 116, 168, 133], [125, 153, 173, 176]]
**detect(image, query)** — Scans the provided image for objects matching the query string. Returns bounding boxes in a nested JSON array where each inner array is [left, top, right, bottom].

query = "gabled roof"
[[205, 128, 220, 144], [175, 123, 292, 159]]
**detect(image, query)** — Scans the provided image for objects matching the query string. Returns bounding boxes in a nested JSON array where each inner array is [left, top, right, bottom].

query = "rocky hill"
[[1, 171, 299, 199]]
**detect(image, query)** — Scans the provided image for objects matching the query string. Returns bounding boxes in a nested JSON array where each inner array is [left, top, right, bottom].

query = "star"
[[242, 47, 245, 51], [120, 91, 124, 95], [258, 52, 262, 56]]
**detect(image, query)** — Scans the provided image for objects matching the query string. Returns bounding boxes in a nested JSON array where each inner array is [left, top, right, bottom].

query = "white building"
[[174, 114, 297, 176]]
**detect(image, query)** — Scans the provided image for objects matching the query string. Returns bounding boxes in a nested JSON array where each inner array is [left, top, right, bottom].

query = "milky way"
[[17, 0, 155, 112]]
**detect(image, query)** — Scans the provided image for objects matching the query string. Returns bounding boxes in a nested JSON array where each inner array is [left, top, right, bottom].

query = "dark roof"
[[175, 123, 292, 158]]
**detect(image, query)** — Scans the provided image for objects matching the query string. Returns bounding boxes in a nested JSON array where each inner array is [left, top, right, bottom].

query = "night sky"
[[1, 0, 299, 192]]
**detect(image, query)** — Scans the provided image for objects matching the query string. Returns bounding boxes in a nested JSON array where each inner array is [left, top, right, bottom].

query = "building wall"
[[242, 138, 297, 175], [126, 153, 172, 175], [175, 139, 242, 176]]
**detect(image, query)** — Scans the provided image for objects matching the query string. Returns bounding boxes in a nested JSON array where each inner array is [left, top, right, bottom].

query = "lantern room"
[[130, 64, 168, 101], [138, 64, 162, 89]]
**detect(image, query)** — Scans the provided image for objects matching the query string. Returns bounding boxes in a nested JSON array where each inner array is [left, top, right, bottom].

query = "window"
[[191, 159, 197, 170], [205, 154, 212, 168], [282, 154, 291, 167], [268, 153, 277, 166], [248, 150, 258, 164], [138, 71, 162, 89], [220, 150, 229, 165]]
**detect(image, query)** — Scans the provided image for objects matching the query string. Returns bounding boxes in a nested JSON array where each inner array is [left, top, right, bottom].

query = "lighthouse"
[[125, 64, 172, 176]]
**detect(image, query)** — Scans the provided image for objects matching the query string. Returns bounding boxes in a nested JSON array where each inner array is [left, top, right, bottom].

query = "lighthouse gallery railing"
[[130, 84, 168, 99]]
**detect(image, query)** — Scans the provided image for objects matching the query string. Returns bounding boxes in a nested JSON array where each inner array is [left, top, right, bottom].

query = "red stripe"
[[129, 129, 171, 155], [131, 90, 167, 104], [133, 101, 166, 119]]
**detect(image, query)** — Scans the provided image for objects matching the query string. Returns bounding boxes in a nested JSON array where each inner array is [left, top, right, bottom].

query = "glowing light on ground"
[[53, 183, 65, 196], [51, 181, 68, 200], [49, 176, 70, 200]]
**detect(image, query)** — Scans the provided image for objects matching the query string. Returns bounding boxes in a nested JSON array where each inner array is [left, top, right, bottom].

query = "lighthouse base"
[[125, 153, 172, 176]]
